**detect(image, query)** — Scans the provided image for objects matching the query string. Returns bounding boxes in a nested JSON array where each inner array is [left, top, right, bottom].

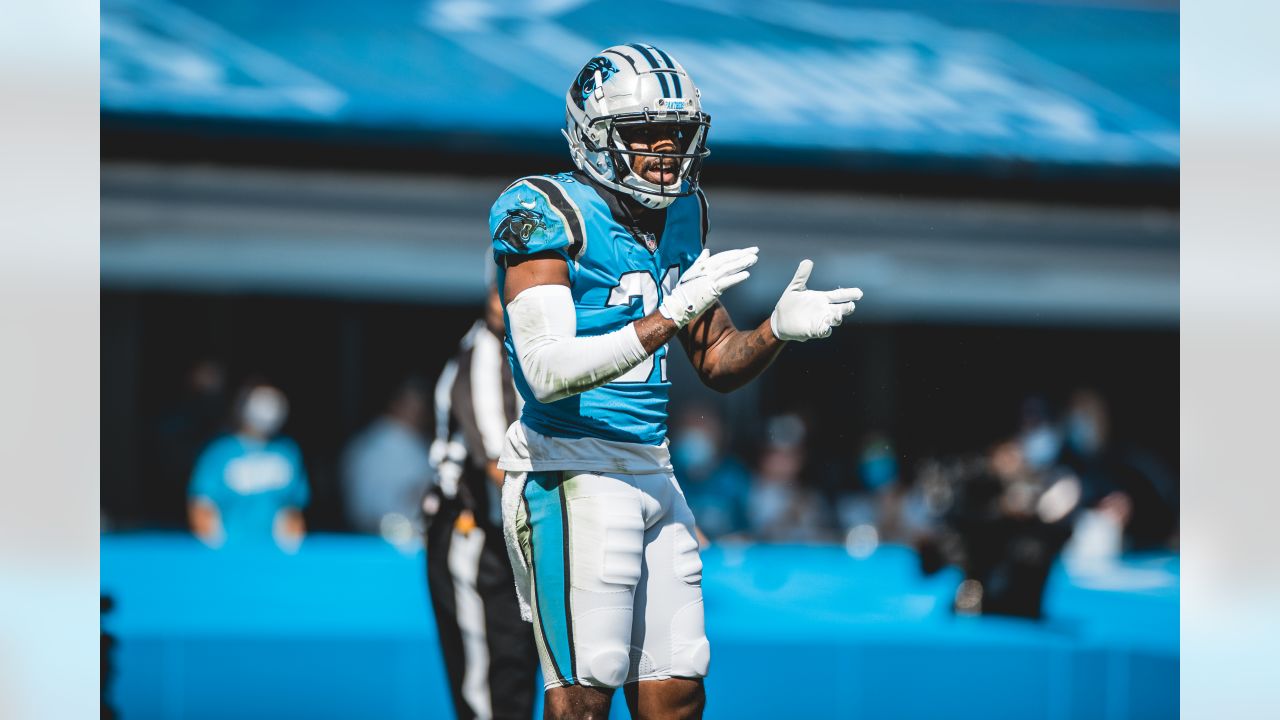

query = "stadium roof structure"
[[102, 0, 1178, 176], [102, 163, 1177, 325]]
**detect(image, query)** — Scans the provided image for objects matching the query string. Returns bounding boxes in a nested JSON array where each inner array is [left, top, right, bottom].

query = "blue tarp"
[[101, 533, 1178, 719], [102, 0, 1178, 170]]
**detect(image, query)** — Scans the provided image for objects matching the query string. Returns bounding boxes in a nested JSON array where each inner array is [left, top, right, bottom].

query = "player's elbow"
[[528, 380, 571, 404], [699, 368, 742, 394], [522, 360, 576, 403], [520, 342, 611, 403], [707, 380, 740, 394]]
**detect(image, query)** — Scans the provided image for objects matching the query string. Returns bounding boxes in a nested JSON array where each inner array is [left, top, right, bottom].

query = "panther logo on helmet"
[[570, 56, 619, 110]]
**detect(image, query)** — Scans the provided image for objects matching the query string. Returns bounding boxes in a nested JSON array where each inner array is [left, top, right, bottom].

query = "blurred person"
[[670, 406, 751, 540], [840, 432, 934, 548], [341, 377, 433, 536], [989, 437, 1042, 519], [147, 358, 228, 525], [424, 284, 538, 720], [922, 444, 1078, 619], [187, 381, 308, 551], [492, 46, 863, 719], [749, 415, 831, 542], [1017, 395, 1062, 473], [834, 432, 898, 535], [1057, 388, 1177, 552]]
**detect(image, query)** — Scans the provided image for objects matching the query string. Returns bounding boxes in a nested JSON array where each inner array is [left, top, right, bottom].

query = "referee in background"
[[424, 281, 537, 720]]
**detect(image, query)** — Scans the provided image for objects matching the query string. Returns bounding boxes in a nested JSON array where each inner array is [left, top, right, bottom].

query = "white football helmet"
[[563, 44, 711, 209]]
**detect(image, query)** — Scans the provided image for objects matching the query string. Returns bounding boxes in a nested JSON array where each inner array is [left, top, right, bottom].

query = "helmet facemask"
[[605, 112, 710, 204]]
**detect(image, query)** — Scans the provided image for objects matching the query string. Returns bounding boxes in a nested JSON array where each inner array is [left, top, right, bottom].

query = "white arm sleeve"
[[506, 284, 650, 403]]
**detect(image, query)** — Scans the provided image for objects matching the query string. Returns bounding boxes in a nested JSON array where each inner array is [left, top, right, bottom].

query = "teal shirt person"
[[188, 384, 308, 550]]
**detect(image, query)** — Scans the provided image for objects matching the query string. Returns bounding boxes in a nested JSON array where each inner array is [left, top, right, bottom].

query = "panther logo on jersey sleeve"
[[495, 208, 546, 251]]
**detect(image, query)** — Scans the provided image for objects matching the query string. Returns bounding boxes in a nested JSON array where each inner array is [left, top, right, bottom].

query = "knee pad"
[[580, 646, 631, 687]]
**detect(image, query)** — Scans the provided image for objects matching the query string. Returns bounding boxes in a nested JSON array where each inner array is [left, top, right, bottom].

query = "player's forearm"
[[523, 313, 677, 401], [509, 285, 672, 403], [635, 311, 681, 354], [699, 319, 786, 393], [517, 326, 649, 403]]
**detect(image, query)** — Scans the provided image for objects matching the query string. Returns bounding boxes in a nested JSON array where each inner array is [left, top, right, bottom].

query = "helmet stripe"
[[646, 46, 684, 97], [626, 43, 670, 98], [627, 43, 660, 69], [650, 45, 676, 70]]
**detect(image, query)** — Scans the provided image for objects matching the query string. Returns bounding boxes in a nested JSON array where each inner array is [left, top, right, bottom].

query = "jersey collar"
[[577, 171, 667, 254]]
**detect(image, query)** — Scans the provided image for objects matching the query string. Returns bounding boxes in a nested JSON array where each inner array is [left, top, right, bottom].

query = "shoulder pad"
[[491, 175, 588, 259]]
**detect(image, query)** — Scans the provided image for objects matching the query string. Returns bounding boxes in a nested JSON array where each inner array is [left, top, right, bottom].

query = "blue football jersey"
[[189, 434, 310, 548], [490, 172, 708, 446]]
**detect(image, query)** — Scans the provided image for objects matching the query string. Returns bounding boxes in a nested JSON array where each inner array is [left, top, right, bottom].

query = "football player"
[[491, 44, 863, 720]]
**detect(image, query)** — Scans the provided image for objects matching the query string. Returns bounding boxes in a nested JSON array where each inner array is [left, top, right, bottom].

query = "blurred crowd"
[[672, 389, 1176, 556], [134, 355, 1177, 569]]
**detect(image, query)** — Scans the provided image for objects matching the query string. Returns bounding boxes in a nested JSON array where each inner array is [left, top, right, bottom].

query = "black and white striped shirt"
[[430, 320, 522, 527]]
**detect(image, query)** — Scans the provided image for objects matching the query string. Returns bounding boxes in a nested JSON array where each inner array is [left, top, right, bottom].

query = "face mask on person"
[[1021, 425, 1061, 469], [859, 450, 898, 491], [1066, 413, 1101, 455], [242, 387, 288, 437], [674, 429, 716, 475]]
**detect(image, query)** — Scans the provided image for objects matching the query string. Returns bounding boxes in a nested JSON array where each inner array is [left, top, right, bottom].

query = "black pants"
[[426, 503, 538, 720]]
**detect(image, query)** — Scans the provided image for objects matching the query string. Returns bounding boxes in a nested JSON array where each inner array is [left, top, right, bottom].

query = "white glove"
[[659, 247, 758, 327], [770, 259, 862, 342]]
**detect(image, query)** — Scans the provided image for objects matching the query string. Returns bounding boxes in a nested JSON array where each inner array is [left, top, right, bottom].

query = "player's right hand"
[[658, 247, 758, 327]]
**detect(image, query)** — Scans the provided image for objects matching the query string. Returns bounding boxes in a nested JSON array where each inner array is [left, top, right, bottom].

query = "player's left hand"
[[769, 259, 862, 342]]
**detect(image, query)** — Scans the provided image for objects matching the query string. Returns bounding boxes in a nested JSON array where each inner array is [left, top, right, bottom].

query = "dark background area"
[[101, 119, 1179, 208], [101, 288, 1177, 532]]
